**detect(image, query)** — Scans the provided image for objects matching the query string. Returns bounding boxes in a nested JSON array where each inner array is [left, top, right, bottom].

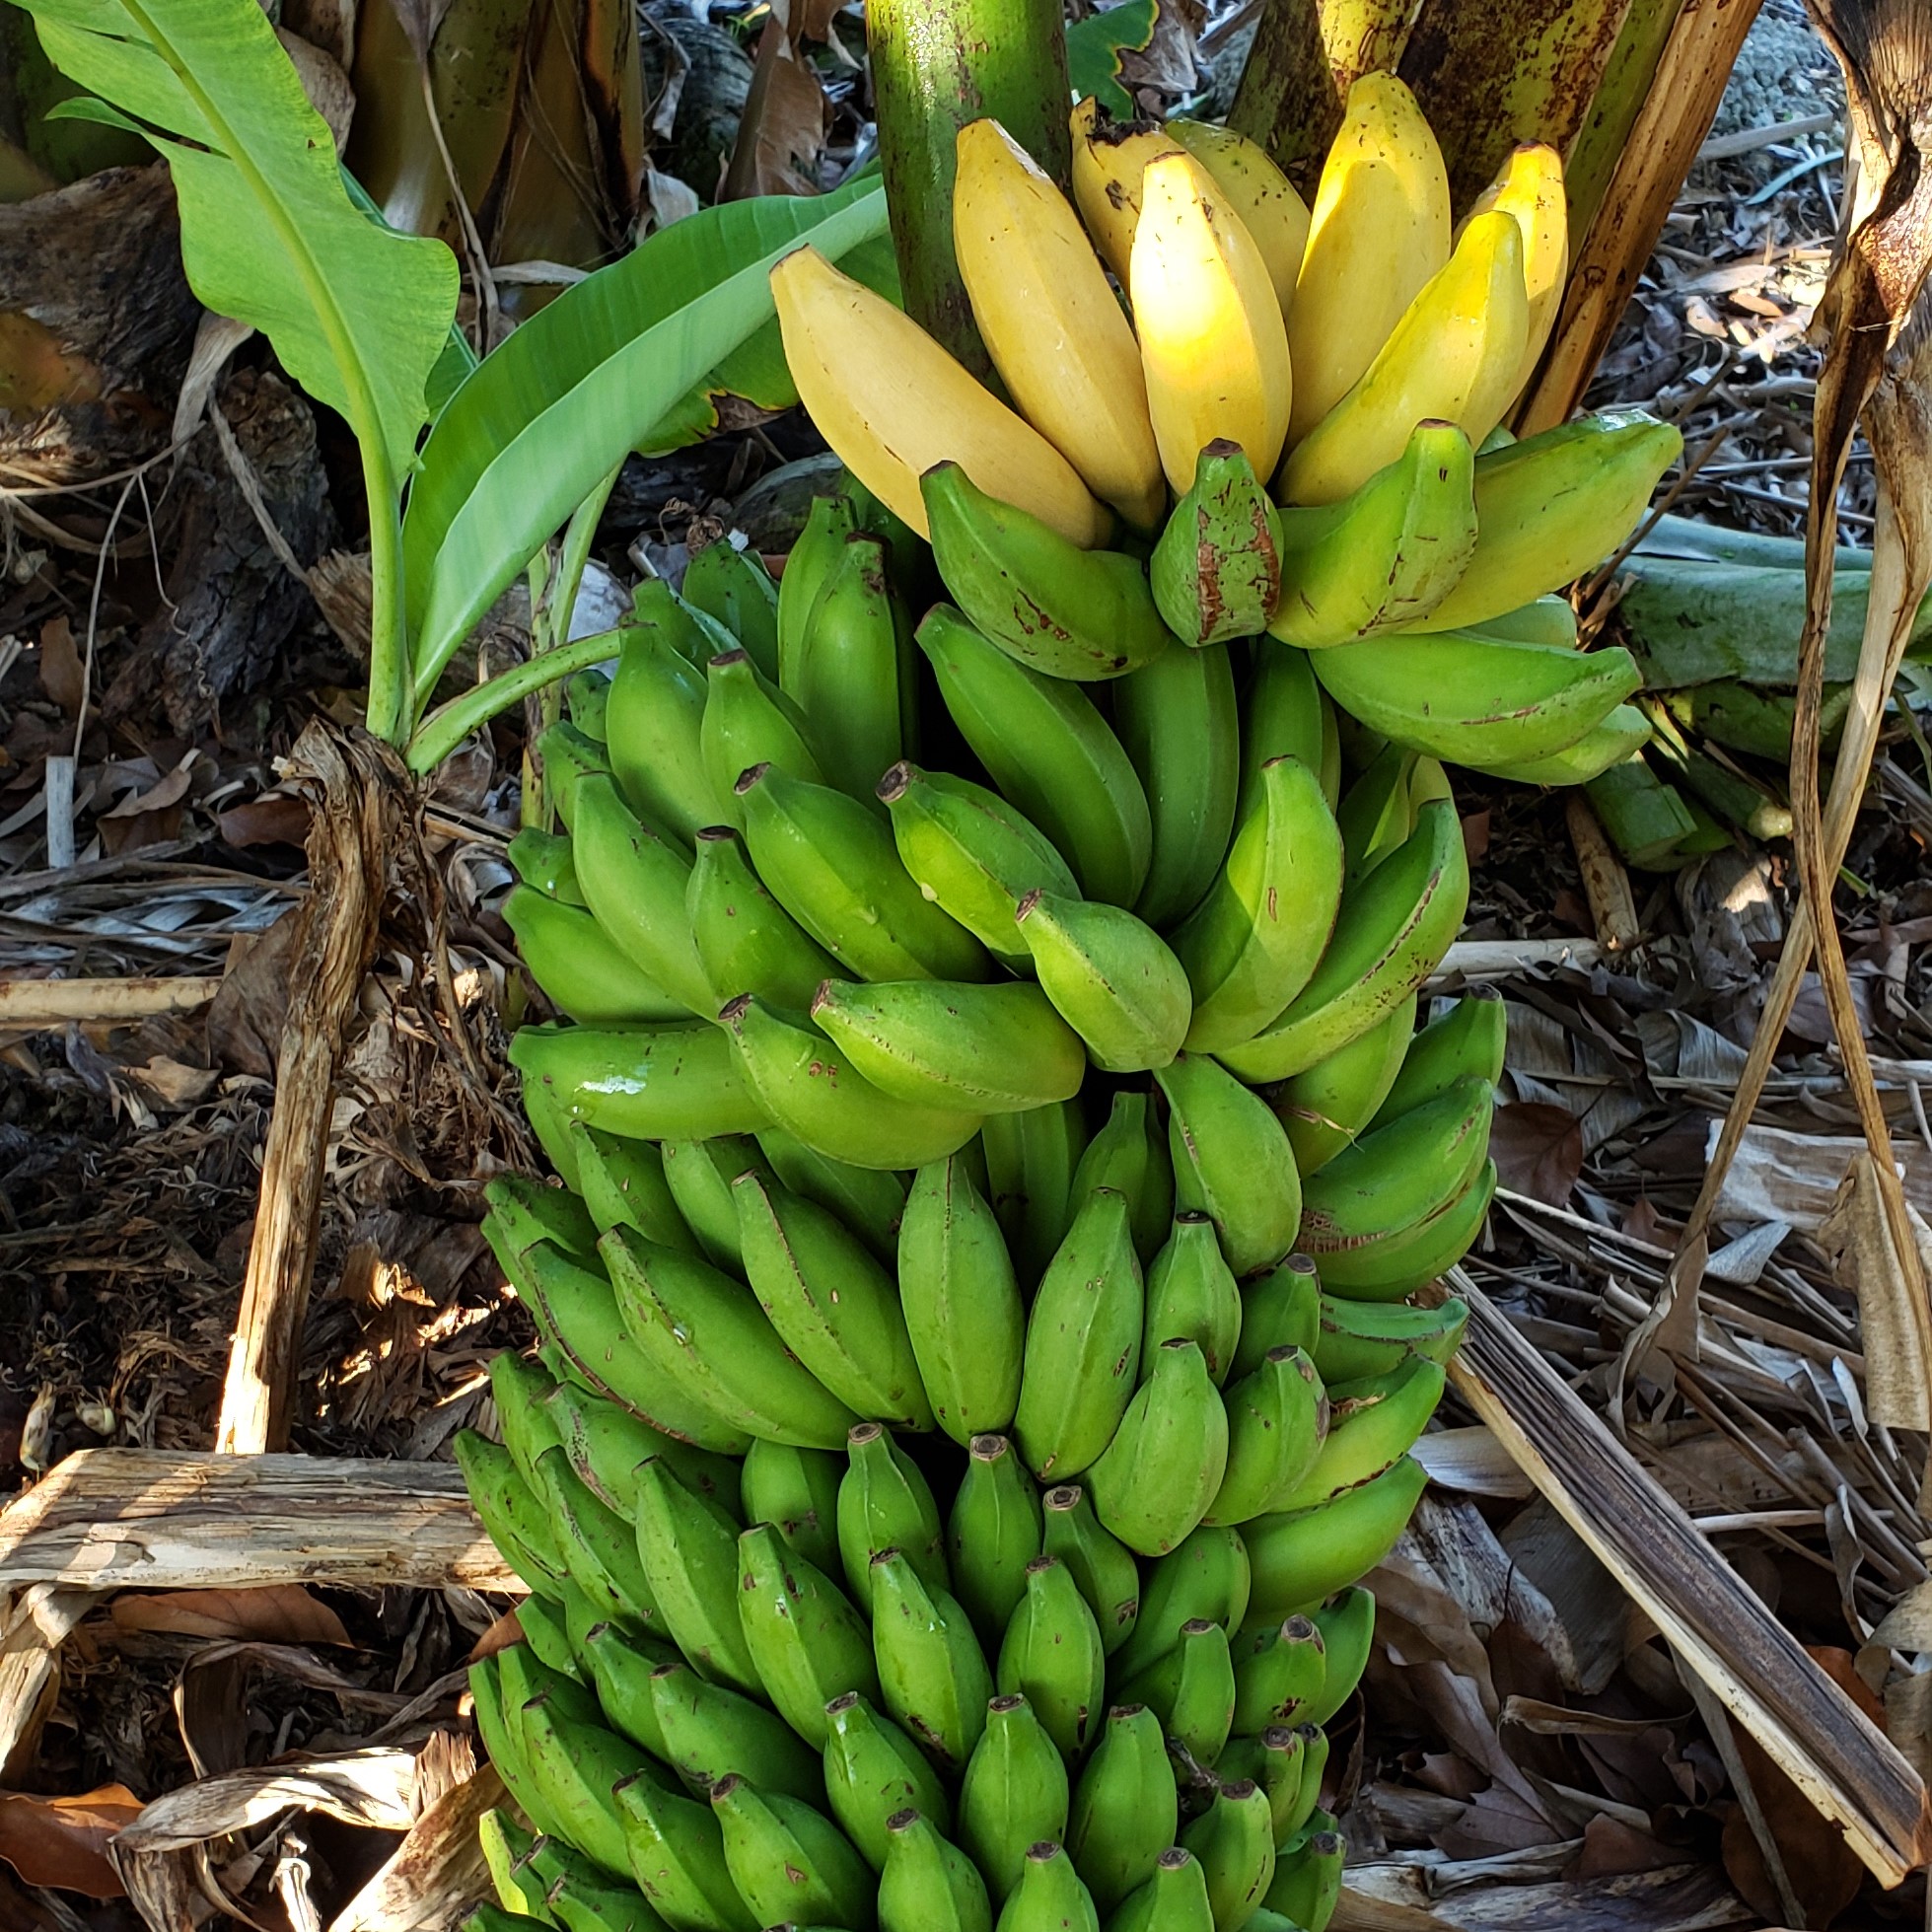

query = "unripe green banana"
[[1179, 1779, 1275, 1931], [740, 1439, 843, 1574], [562, 665, 603, 733], [1112, 640, 1241, 931], [632, 1455, 764, 1694], [960, 1696, 1070, 1902], [792, 533, 915, 805], [1170, 755, 1342, 1054], [702, 649, 827, 824], [1244, 1455, 1428, 1621], [981, 1100, 1089, 1287], [456, 1430, 566, 1597], [471, 1656, 564, 1837], [998, 1842, 1099, 1932], [684, 539, 780, 677], [1335, 744, 1418, 883], [614, 1764, 754, 1932], [479, 1809, 538, 1915], [823, 1691, 954, 1871], [660, 1136, 771, 1274], [606, 608, 725, 843], [522, 1693, 659, 1881], [511, 1020, 766, 1143], [1238, 646, 1338, 827], [687, 824, 847, 1013], [840, 1423, 951, 1600], [1017, 892, 1191, 1074], [492, 1350, 563, 1491], [758, 1126, 908, 1263], [779, 492, 859, 694], [505, 885, 691, 1026], [1071, 1091, 1175, 1265], [579, 1618, 678, 1757], [898, 1157, 1025, 1444], [1372, 992, 1506, 1127], [649, 1655, 824, 1805], [1109, 1847, 1215, 1932], [1206, 1347, 1327, 1527], [515, 1591, 582, 1684], [1272, 1356, 1446, 1511], [1219, 1728, 1307, 1847], [604, 1227, 861, 1451], [1015, 1187, 1144, 1480], [950, 1435, 1046, 1644], [996, 1555, 1108, 1759], [1284, 1728, 1328, 1843], [569, 1126, 697, 1251], [538, 720, 615, 834], [1066, 1705, 1178, 1908], [1216, 798, 1470, 1084], [537, 1445, 664, 1637], [1268, 421, 1477, 648], [737, 1523, 880, 1747], [1114, 1526, 1252, 1682], [879, 1807, 994, 1932], [463, 1900, 526, 1932], [1229, 1256, 1321, 1381], [812, 978, 1086, 1114], [1231, 1615, 1325, 1732], [1151, 441, 1284, 648], [1157, 1054, 1303, 1279], [1315, 1158, 1496, 1300], [734, 1171, 933, 1430], [1300, 1587, 1375, 1729], [546, 1377, 742, 1522], [508, 825, 586, 903], [924, 463, 1173, 680], [1262, 1818, 1343, 1932], [918, 606, 1152, 907], [486, 1174, 602, 1266], [722, 997, 983, 1174], [1145, 1213, 1242, 1383], [1040, 1484, 1139, 1657], [869, 1546, 995, 1774], [1114, 1617, 1236, 1768], [545, 1859, 663, 1932], [1087, 1338, 1229, 1556], [738, 762, 991, 983], [1310, 1293, 1467, 1385], [1275, 995, 1416, 1176], [1469, 700, 1650, 784]]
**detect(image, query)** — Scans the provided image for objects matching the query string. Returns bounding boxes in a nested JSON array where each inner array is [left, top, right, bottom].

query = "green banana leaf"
[[1066, 0, 1157, 117]]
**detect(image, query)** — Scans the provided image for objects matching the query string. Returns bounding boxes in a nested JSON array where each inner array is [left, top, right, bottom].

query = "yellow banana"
[[771, 247, 1109, 548], [1166, 119, 1310, 318], [1132, 151, 1293, 493], [1280, 209, 1529, 506], [1460, 142, 1567, 407], [955, 118, 1166, 532], [1069, 97, 1181, 287], [1287, 71, 1451, 445]]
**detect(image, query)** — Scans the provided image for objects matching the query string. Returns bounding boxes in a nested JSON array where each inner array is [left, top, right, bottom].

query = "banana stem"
[[868, 0, 1071, 371]]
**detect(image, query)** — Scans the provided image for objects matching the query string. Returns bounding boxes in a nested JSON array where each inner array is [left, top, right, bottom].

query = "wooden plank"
[[1447, 1273, 1932, 1885], [0, 1452, 518, 1595]]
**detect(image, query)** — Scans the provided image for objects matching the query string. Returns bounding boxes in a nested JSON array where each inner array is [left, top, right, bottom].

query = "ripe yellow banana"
[[1461, 142, 1567, 408], [1280, 209, 1529, 506], [1287, 71, 1451, 445], [1132, 151, 1293, 493], [771, 246, 1109, 548], [955, 118, 1166, 532], [1070, 97, 1182, 287], [1166, 119, 1310, 317]]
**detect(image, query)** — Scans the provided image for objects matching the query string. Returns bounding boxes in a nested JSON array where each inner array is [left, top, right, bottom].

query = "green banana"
[[456, 1430, 566, 1597], [505, 886, 691, 1026], [487, 1174, 603, 1266], [1206, 1347, 1327, 1527], [1086, 1338, 1229, 1556], [1238, 645, 1338, 827], [959, 1694, 1070, 1902], [736, 1522, 880, 1747], [918, 605, 1152, 907], [660, 1136, 770, 1274], [1263, 1819, 1343, 1932], [1112, 641, 1241, 932], [949, 1434, 1046, 1644], [898, 1156, 1025, 1445], [1372, 993, 1506, 1127], [1416, 411, 1682, 633], [1300, 1587, 1375, 1729], [508, 826, 586, 904], [492, 1350, 564, 1492], [684, 539, 781, 680], [812, 978, 1086, 1114], [823, 1690, 954, 1871], [536, 1446, 664, 1638], [614, 1763, 754, 1932], [1272, 1355, 1446, 1511], [606, 604, 725, 844], [1468, 593, 1580, 646], [1216, 799, 1470, 1084], [545, 1860, 663, 1932], [565, 1563, 617, 1674], [1071, 1090, 1175, 1265], [1275, 995, 1416, 1176], [1144, 1213, 1242, 1386], [791, 533, 915, 805], [1229, 1257, 1321, 1380], [579, 1618, 678, 1758], [1017, 892, 1191, 1074], [479, 1809, 540, 1915], [878, 762, 1079, 970], [1219, 1728, 1307, 1846], [708, 1776, 876, 1932], [1471, 701, 1650, 784], [510, 1021, 767, 1142], [569, 1126, 698, 1252], [1334, 744, 1417, 884], [687, 824, 847, 1013], [546, 1373, 741, 1521], [1039, 1484, 1139, 1657], [1109, 1847, 1215, 1932], [1179, 1778, 1275, 1931], [649, 1655, 824, 1805], [1014, 1186, 1144, 1481], [1150, 441, 1284, 648], [740, 1438, 843, 1574], [1313, 1157, 1496, 1299], [567, 667, 610, 740], [981, 1099, 1089, 1287], [995, 1555, 1108, 1759], [868, 1546, 995, 1774], [702, 649, 827, 823], [1310, 632, 1643, 768], [1170, 755, 1343, 1054], [758, 1126, 908, 1264], [1268, 421, 1477, 649], [521, 1693, 659, 1881], [1310, 1293, 1468, 1385], [1285, 1728, 1329, 1843], [537, 721, 614, 833], [924, 463, 1173, 680], [631, 1454, 764, 1694], [1231, 1614, 1325, 1731], [464, 1903, 526, 1932], [721, 997, 982, 1173], [734, 1171, 933, 1429], [879, 1807, 994, 1932], [1244, 1455, 1428, 1620], [471, 1656, 564, 1837], [1114, 1616, 1235, 1768], [839, 1423, 951, 1600], [1157, 1053, 1303, 1279], [603, 1226, 861, 1451], [999, 1842, 1098, 1932], [778, 492, 858, 694], [1114, 1525, 1252, 1681], [1065, 1704, 1177, 1909]]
